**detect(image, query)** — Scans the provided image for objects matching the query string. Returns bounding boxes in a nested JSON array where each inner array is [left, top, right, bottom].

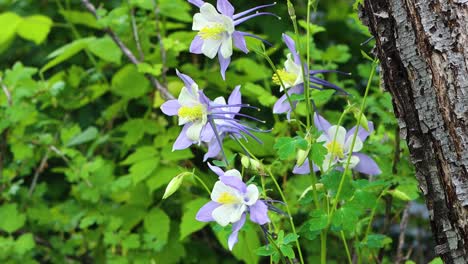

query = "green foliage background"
[[0, 0, 435, 263]]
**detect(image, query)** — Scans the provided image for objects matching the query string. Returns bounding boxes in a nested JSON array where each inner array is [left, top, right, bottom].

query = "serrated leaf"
[[14, 233, 35, 255], [256, 244, 276, 256], [310, 142, 327, 167], [59, 10, 101, 29], [280, 244, 295, 259], [111, 64, 150, 99], [129, 158, 159, 184], [361, 234, 392, 249], [179, 198, 210, 240], [144, 208, 170, 250], [0, 204, 26, 233], [0, 12, 22, 45], [41, 37, 94, 72], [274, 136, 308, 160]]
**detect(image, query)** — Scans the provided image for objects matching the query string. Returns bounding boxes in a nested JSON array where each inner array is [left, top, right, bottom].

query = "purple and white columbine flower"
[[293, 114, 381, 175], [196, 164, 269, 250], [161, 70, 265, 159], [188, 0, 277, 79], [273, 33, 348, 119]]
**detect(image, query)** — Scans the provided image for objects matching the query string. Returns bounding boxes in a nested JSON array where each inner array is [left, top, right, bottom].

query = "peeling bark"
[[359, 0, 468, 263]]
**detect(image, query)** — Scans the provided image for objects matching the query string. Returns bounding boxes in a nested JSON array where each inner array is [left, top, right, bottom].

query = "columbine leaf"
[[274, 136, 308, 160]]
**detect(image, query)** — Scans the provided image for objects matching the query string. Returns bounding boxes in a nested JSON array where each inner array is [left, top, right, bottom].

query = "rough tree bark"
[[359, 0, 468, 263]]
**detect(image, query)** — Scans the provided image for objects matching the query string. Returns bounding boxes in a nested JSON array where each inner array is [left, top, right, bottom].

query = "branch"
[[0, 77, 12, 106], [28, 149, 50, 197], [395, 203, 410, 264], [80, 0, 174, 100]]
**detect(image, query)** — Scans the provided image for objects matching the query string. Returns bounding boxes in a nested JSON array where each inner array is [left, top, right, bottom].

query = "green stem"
[[234, 139, 305, 264], [192, 174, 211, 195], [340, 231, 353, 264]]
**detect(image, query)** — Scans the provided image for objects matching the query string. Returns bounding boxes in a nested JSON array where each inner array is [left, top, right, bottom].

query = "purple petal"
[[218, 51, 231, 80], [189, 36, 203, 54], [293, 159, 310, 174], [234, 12, 279, 26], [228, 213, 246, 250], [232, 31, 248, 54], [208, 163, 225, 177], [196, 201, 220, 222], [176, 69, 196, 90], [200, 124, 215, 142], [220, 175, 247, 193], [188, 0, 205, 8], [272, 85, 303, 115], [173, 125, 194, 150], [249, 200, 270, 225], [228, 85, 242, 113], [314, 113, 332, 132], [352, 153, 381, 175], [203, 138, 222, 161], [346, 122, 374, 142], [217, 0, 234, 17], [282, 33, 300, 64], [160, 100, 180, 116]]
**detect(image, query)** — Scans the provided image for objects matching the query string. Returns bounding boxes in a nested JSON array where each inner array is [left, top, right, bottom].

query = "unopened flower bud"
[[250, 159, 262, 171], [296, 148, 309, 167], [162, 172, 191, 199], [241, 155, 250, 169]]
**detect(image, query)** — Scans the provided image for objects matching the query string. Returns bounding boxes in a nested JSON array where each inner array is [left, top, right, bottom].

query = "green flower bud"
[[241, 155, 250, 169], [162, 172, 191, 199]]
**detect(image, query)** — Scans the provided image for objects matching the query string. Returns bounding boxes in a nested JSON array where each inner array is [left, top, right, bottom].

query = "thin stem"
[[340, 231, 353, 264], [321, 230, 327, 264], [192, 174, 211, 195]]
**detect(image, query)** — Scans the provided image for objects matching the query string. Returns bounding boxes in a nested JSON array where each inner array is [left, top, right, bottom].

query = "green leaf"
[[390, 184, 419, 201], [280, 244, 295, 259], [361, 234, 392, 249], [144, 208, 170, 250], [41, 37, 94, 72], [0, 12, 22, 45], [320, 170, 354, 199], [274, 136, 308, 160], [16, 15, 53, 44], [179, 198, 210, 240], [307, 209, 328, 232], [59, 10, 101, 29], [310, 89, 336, 106], [65, 126, 98, 147], [256, 244, 276, 256], [88, 37, 122, 64], [137, 63, 163, 76], [428, 257, 443, 264], [283, 233, 299, 245], [111, 64, 150, 99], [121, 146, 157, 165], [0, 203, 26, 233], [310, 142, 328, 167], [14, 233, 35, 255], [322, 45, 351, 63], [129, 157, 160, 184]]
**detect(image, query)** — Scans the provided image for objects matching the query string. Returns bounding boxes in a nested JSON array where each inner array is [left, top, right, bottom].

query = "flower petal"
[[220, 175, 246, 193], [220, 36, 233, 58], [244, 184, 259, 206], [211, 181, 242, 202], [202, 39, 222, 59], [314, 113, 332, 132], [346, 122, 374, 142], [188, 0, 205, 8], [212, 203, 246, 226], [352, 153, 381, 175], [327, 125, 347, 146], [228, 85, 242, 112], [196, 201, 220, 222], [190, 35, 204, 54], [200, 3, 222, 21], [282, 33, 300, 64], [249, 200, 270, 225], [217, 0, 234, 17], [173, 125, 194, 150], [347, 155, 360, 169], [160, 100, 180, 116], [344, 135, 363, 153], [228, 213, 246, 250], [208, 163, 225, 177], [218, 50, 231, 80], [192, 13, 210, 30], [232, 31, 248, 53], [186, 121, 205, 141], [203, 138, 222, 161]]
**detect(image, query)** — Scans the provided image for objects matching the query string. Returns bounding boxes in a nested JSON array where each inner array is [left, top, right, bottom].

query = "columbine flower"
[[161, 70, 265, 159], [293, 114, 381, 175], [188, 0, 278, 79], [196, 164, 269, 250], [273, 33, 348, 119]]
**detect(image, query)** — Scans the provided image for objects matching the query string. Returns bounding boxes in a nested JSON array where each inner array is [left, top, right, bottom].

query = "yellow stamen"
[[272, 69, 297, 86], [178, 105, 204, 122], [217, 192, 238, 204], [198, 24, 225, 40], [326, 140, 344, 159]]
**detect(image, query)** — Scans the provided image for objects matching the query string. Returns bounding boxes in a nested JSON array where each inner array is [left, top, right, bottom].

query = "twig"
[[128, 3, 145, 60], [80, 0, 174, 100], [152, 0, 168, 86], [395, 203, 410, 264], [28, 149, 50, 197], [0, 77, 12, 106]]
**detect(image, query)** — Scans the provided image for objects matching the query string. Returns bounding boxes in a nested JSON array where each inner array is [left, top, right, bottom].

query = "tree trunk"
[[359, 0, 468, 263]]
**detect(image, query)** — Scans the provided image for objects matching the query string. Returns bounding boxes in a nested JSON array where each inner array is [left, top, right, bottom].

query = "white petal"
[[211, 181, 241, 202], [317, 133, 329, 143], [244, 184, 259, 206], [327, 126, 347, 146], [213, 96, 226, 105], [212, 204, 246, 226], [202, 39, 222, 59], [178, 87, 199, 106], [347, 155, 360, 169], [200, 3, 222, 21], [192, 13, 210, 30], [322, 154, 335, 172], [344, 136, 363, 153], [224, 169, 242, 180], [186, 121, 205, 141], [178, 117, 190, 125], [220, 36, 233, 59], [221, 15, 235, 34], [285, 53, 302, 78]]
